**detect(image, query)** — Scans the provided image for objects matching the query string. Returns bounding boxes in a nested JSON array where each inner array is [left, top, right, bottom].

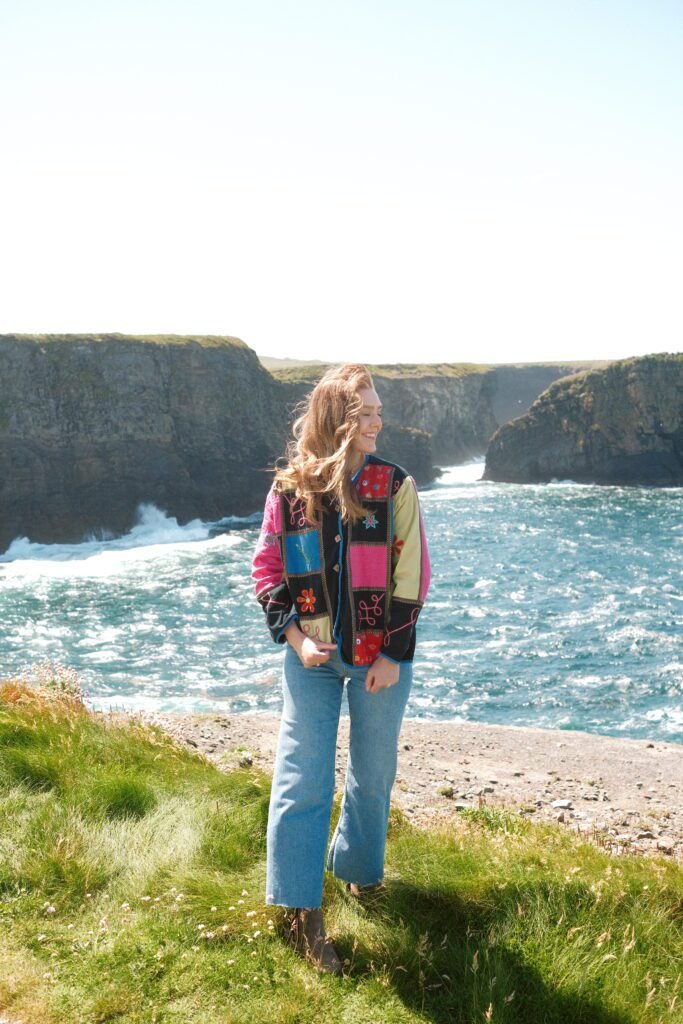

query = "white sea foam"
[[0, 502, 246, 576]]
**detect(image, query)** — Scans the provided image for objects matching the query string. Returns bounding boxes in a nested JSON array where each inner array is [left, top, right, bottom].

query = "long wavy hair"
[[272, 363, 375, 525]]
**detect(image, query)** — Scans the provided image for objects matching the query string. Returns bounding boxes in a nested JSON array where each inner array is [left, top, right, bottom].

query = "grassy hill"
[[1, 672, 682, 1023]]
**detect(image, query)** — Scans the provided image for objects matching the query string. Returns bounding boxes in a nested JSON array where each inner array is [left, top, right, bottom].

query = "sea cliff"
[[0, 334, 285, 550], [270, 360, 596, 465], [484, 353, 683, 485], [0, 335, 602, 551]]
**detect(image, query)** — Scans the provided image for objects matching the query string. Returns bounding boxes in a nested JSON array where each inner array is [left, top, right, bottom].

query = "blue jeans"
[[265, 643, 414, 909]]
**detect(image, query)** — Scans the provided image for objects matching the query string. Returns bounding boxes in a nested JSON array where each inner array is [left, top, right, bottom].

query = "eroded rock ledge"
[[484, 354, 683, 486]]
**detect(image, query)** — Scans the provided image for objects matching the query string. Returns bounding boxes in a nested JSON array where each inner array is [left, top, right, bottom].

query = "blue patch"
[[285, 531, 321, 575]]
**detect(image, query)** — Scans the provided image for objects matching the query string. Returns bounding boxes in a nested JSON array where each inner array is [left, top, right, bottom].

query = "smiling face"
[[349, 385, 382, 471]]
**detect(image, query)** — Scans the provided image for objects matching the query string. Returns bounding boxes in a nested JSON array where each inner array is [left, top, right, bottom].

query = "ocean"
[[1, 462, 681, 744]]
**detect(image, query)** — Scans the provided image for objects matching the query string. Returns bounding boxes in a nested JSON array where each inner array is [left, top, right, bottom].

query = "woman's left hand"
[[365, 655, 401, 693]]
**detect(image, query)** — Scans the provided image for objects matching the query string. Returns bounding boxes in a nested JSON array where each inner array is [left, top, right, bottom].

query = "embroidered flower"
[[296, 588, 316, 614], [392, 534, 404, 557], [264, 532, 277, 546], [363, 512, 379, 530]]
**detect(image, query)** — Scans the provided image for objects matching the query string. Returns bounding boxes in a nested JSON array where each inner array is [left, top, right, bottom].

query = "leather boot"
[[283, 907, 343, 976], [345, 881, 388, 905]]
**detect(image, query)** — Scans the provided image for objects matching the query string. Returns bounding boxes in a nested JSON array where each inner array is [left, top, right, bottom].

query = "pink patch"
[[355, 464, 392, 500], [267, 488, 282, 532], [349, 544, 388, 589], [252, 487, 284, 598]]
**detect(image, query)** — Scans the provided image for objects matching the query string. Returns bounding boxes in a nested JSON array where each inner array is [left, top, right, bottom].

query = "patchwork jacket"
[[250, 452, 431, 667]]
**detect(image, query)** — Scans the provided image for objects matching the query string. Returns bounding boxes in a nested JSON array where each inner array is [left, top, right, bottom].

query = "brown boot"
[[283, 907, 343, 976], [345, 881, 388, 906]]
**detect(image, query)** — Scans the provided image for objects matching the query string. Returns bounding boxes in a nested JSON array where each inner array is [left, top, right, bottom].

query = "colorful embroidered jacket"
[[250, 452, 431, 667]]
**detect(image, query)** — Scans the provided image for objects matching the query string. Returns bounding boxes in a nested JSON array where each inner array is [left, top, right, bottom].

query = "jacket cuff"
[[258, 581, 298, 645], [381, 599, 421, 662], [275, 609, 299, 643]]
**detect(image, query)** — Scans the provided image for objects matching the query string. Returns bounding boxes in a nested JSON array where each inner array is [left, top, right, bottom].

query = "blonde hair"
[[273, 363, 374, 525]]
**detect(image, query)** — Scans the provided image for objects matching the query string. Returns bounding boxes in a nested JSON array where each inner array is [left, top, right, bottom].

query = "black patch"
[[353, 588, 388, 631], [288, 572, 327, 619], [349, 500, 389, 542]]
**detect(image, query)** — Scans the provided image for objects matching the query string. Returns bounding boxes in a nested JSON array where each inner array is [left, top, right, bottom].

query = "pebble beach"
[[109, 709, 683, 864]]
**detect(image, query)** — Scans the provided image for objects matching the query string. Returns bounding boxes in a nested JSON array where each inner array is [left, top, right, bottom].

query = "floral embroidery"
[[363, 512, 379, 530], [264, 531, 277, 546], [392, 534, 404, 557], [296, 588, 316, 614]]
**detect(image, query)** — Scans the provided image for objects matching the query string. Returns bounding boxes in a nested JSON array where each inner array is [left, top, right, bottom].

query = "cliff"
[[0, 335, 619, 552], [486, 362, 604, 428], [483, 354, 683, 485], [0, 334, 288, 551], [0, 336, 439, 552], [272, 361, 599, 465]]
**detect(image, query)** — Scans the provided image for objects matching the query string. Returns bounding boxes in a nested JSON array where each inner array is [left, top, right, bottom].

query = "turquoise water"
[[1, 463, 681, 743]]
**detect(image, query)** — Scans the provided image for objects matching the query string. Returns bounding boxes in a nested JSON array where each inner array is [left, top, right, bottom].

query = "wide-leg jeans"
[[265, 643, 413, 909]]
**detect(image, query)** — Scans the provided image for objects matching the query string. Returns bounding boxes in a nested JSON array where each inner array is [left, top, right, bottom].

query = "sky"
[[1, 0, 681, 365]]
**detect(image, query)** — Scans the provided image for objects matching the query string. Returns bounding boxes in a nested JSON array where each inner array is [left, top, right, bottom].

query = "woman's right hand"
[[284, 622, 337, 667], [297, 636, 338, 668]]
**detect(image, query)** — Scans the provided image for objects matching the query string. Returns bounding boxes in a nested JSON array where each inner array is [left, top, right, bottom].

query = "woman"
[[250, 363, 431, 975]]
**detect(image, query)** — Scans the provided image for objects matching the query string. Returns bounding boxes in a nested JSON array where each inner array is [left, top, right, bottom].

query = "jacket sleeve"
[[251, 484, 299, 644], [380, 474, 431, 663]]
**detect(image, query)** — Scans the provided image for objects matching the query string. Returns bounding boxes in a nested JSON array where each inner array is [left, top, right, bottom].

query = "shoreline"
[[103, 708, 683, 864]]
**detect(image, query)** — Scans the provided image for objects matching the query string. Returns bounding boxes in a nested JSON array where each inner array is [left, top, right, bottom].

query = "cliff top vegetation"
[[536, 351, 683, 405], [269, 360, 608, 382], [0, 333, 250, 350], [270, 361, 490, 381]]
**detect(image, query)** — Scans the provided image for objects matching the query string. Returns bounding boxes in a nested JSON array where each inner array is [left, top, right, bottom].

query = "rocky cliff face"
[[0, 336, 440, 552], [275, 364, 499, 465], [273, 362, 597, 466], [0, 335, 623, 551], [487, 363, 600, 428], [0, 335, 287, 551], [483, 354, 683, 485]]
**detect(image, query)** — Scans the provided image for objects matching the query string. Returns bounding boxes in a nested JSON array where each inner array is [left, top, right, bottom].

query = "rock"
[[483, 354, 683, 486], [0, 334, 296, 549], [551, 799, 573, 809]]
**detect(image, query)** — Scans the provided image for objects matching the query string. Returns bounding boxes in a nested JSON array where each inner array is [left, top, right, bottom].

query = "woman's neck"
[[349, 452, 368, 476]]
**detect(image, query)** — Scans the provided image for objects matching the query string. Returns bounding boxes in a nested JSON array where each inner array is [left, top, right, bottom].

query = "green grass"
[[1, 678, 682, 1024], [0, 333, 249, 349], [269, 360, 610, 383]]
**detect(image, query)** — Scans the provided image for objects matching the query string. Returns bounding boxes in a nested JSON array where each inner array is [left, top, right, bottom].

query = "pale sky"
[[1, 0, 681, 364]]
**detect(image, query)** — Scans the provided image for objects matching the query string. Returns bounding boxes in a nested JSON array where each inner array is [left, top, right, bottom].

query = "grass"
[[0, 333, 249, 349], [269, 360, 610, 384], [1, 674, 682, 1024]]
